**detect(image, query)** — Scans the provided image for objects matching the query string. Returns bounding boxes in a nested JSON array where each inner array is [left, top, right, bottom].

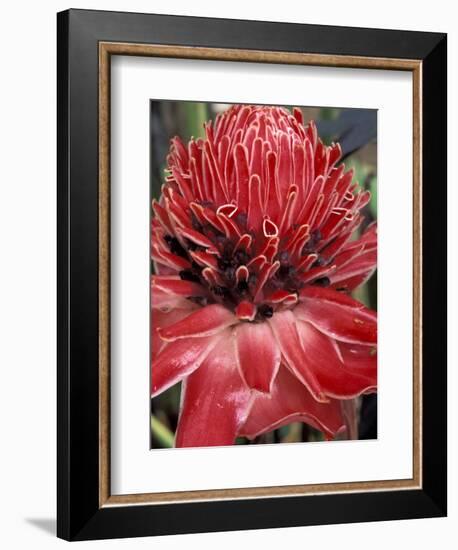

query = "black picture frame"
[[57, 8, 447, 541]]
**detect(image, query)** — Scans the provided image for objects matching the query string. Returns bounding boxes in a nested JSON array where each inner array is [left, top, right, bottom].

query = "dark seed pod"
[[313, 277, 330, 287], [258, 304, 274, 318], [179, 270, 200, 283]]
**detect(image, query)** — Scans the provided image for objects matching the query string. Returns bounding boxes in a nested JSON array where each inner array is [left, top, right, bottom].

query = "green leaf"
[[319, 107, 340, 121], [369, 175, 377, 218], [344, 158, 377, 220], [280, 422, 302, 443], [182, 102, 208, 140]]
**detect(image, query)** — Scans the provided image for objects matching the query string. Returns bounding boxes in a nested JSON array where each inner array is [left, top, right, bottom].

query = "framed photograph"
[[57, 9, 447, 541]]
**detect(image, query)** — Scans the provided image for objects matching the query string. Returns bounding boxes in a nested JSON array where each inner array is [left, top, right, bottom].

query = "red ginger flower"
[[151, 105, 377, 447]]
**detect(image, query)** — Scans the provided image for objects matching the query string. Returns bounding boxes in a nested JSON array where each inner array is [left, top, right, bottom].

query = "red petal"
[[249, 137, 263, 179], [253, 260, 280, 302], [263, 217, 279, 238], [152, 246, 191, 271], [151, 276, 206, 311], [268, 311, 327, 402], [190, 202, 225, 233], [152, 275, 205, 297], [247, 174, 264, 232], [201, 267, 225, 287], [333, 243, 365, 270], [175, 336, 252, 447], [151, 308, 194, 359], [234, 143, 249, 212], [235, 265, 249, 285], [295, 320, 377, 398], [299, 263, 337, 284], [328, 142, 342, 170], [262, 238, 280, 262], [158, 304, 237, 341], [176, 226, 218, 253], [240, 366, 344, 439], [234, 321, 281, 392], [292, 107, 304, 125], [234, 233, 253, 253], [204, 139, 227, 203], [216, 203, 238, 218], [296, 287, 377, 345], [277, 132, 292, 196], [297, 252, 318, 271], [247, 254, 267, 273], [330, 272, 374, 292], [337, 341, 377, 377], [152, 289, 196, 311], [151, 333, 222, 396], [171, 166, 193, 202], [292, 141, 306, 196], [299, 285, 365, 307], [265, 151, 280, 219], [264, 289, 298, 306], [278, 187, 298, 234], [331, 249, 377, 286], [189, 156, 204, 202], [304, 139, 315, 195], [216, 211, 242, 240], [152, 199, 173, 234], [165, 197, 189, 229], [189, 250, 219, 270], [235, 301, 257, 321]]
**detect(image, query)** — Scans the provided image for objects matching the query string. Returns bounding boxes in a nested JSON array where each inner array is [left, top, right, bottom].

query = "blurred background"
[[150, 101, 377, 448]]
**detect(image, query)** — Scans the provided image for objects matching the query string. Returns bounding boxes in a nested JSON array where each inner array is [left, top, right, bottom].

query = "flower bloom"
[[151, 105, 377, 447]]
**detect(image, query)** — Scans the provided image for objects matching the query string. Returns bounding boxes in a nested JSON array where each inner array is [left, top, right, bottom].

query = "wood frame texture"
[[58, 9, 447, 541], [99, 42, 422, 507]]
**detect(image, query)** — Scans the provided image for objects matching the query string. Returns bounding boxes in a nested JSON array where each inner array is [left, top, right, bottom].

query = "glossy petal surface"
[[241, 367, 344, 439], [175, 334, 252, 447], [234, 321, 281, 392], [158, 304, 237, 341], [296, 286, 377, 345], [268, 310, 327, 402], [151, 333, 222, 396], [295, 320, 377, 398]]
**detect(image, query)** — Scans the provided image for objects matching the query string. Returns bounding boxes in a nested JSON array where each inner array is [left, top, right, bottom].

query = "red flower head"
[[151, 105, 377, 447]]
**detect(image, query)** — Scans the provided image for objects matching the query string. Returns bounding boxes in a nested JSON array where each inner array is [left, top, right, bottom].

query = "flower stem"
[[151, 415, 175, 448]]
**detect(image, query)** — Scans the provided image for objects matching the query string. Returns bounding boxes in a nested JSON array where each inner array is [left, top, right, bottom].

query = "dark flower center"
[[161, 199, 341, 318]]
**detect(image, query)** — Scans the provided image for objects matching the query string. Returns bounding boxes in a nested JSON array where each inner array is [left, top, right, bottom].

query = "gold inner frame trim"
[[98, 42, 422, 507]]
